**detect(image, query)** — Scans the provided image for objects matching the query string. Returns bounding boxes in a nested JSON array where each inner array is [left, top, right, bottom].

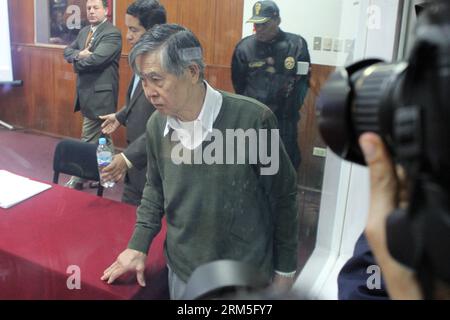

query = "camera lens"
[[318, 59, 408, 165]]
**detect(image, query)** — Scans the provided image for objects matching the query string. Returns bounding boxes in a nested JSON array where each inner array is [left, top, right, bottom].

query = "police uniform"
[[231, 2, 310, 170]]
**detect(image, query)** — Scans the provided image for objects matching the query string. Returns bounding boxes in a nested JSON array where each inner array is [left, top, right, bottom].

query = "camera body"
[[318, 1, 450, 293]]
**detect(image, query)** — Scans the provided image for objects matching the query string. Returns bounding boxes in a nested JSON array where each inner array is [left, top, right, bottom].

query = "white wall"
[[364, 0, 403, 62], [243, 0, 401, 66], [243, 0, 367, 66], [0, 0, 13, 82]]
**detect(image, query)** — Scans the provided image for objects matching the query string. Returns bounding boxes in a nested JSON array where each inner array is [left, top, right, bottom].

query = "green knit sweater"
[[128, 91, 299, 282]]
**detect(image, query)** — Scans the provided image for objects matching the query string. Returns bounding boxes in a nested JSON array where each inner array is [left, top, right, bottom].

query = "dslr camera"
[[318, 1, 450, 296]]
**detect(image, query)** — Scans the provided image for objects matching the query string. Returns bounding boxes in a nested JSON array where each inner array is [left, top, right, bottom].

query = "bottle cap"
[[99, 138, 107, 145]]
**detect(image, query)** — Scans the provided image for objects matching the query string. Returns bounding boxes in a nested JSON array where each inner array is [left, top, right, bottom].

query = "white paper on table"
[[0, 170, 52, 209]]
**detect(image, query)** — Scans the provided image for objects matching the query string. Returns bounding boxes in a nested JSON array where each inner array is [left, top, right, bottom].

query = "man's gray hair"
[[129, 24, 205, 80]]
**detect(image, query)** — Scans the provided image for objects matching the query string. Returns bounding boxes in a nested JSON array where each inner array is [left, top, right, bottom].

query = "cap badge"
[[255, 3, 262, 15]]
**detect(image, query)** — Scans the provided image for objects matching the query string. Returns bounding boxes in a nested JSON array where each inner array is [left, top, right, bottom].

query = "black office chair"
[[181, 260, 270, 300], [53, 139, 104, 197]]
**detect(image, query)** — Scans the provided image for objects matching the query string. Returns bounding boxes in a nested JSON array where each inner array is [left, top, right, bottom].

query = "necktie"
[[84, 30, 94, 49]]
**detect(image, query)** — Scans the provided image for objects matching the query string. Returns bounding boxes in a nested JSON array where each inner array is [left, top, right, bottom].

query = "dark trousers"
[[278, 117, 301, 170], [121, 174, 143, 207]]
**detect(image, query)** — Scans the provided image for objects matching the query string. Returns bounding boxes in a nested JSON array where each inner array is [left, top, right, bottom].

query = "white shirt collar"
[[164, 81, 223, 137], [91, 18, 107, 33], [130, 74, 141, 99]]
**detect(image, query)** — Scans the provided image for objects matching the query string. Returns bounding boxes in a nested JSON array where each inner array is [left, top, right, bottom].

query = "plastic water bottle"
[[97, 138, 115, 188]]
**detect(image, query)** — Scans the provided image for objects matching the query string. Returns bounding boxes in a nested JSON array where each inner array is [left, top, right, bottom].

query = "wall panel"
[[115, 0, 135, 55], [213, 0, 244, 66], [29, 48, 56, 132], [53, 49, 81, 137], [0, 0, 242, 150], [205, 65, 234, 93], [7, 0, 34, 44], [176, 0, 217, 64], [160, 0, 178, 23], [298, 65, 335, 188]]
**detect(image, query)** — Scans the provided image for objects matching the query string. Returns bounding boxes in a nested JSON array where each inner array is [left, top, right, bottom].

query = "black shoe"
[[65, 179, 84, 190], [89, 181, 100, 189]]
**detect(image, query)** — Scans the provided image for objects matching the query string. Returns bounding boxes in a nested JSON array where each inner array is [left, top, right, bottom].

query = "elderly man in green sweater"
[[101, 24, 299, 299]]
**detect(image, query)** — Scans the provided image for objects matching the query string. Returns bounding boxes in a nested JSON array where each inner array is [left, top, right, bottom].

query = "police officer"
[[232, 0, 310, 170]]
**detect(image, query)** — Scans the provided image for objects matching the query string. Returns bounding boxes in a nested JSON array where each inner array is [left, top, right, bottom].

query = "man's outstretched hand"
[[101, 249, 147, 287]]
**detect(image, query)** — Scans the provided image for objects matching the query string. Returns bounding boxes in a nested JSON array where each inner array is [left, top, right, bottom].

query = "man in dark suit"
[[63, 0, 122, 190], [100, 0, 167, 206]]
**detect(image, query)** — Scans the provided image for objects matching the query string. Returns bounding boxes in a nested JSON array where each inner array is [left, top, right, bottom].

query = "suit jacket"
[[63, 21, 122, 120], [116, 76, 156, 192]]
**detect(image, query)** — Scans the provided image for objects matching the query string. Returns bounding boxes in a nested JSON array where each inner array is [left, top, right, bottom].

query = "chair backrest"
[[53, 139, 103, 196], [181, 260, 270, 300]]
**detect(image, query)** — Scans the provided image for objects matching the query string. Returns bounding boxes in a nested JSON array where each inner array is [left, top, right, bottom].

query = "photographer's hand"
[[360, 133, 422, 300]]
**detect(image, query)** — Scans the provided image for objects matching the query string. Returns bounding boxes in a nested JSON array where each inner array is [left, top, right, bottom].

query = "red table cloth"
[[0, 180, 168, 300]]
